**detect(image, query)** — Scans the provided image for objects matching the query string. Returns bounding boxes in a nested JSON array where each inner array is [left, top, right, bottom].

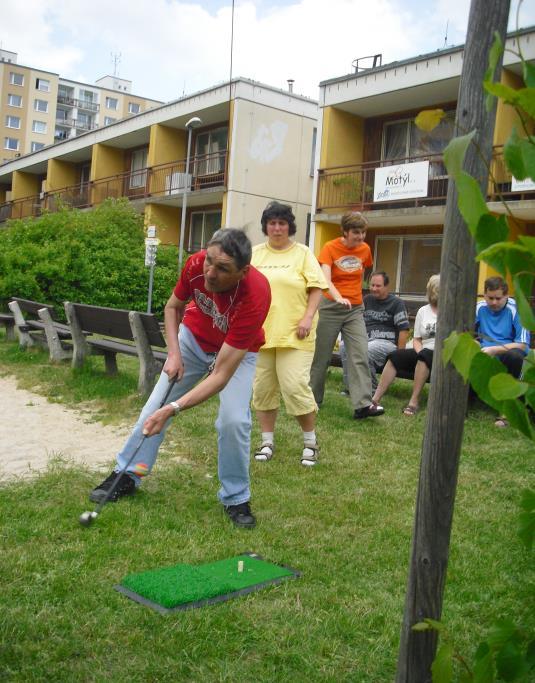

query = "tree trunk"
[[395, 0, 511, 680]]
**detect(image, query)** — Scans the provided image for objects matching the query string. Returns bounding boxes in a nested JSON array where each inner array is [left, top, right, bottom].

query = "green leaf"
[[518, 489, 535, 550], [520, 488, 535, 513], [484, 33, 504, 111], [516, 88, 535, 119], [412, 621, 432, 632], [526, 639, 535, 667], [495, 640, 525, 681], [442, 331, 461, 365], [484, 80, 520, 107], [518, 135, 535, 182], [445, 332, 480, 382], [431, 643, 454, 683], [488, 373, 528, 401], [425, 618, 445, 632], [444, 131, 477, 179], [457, 172, 489, 236], [500, 399, 534, 440], [473, 646, 494, 683], [476, 243, 507, 277], [487, 620, 518, 649], [511, 279, 535, 331], [469, 353, 506, 411], [523, 60, 535, 88], [504, 128, 526, 180], [475, 214, 509, 253]]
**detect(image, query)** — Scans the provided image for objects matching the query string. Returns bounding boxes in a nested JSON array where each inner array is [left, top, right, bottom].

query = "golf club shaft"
[[94, 375, 177, 513]]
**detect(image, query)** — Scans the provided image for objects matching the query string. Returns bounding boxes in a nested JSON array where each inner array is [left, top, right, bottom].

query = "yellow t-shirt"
[[252, 241, 327, 350]]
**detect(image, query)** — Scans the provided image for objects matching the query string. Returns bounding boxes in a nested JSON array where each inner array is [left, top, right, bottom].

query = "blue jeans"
[[115, 325, 258, 506]]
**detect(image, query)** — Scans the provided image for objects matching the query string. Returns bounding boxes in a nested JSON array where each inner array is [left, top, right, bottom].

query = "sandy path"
[[0, 375, 130, 480]]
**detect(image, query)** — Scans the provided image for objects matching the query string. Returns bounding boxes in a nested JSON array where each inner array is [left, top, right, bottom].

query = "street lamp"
[[178, 116, 202, 269]]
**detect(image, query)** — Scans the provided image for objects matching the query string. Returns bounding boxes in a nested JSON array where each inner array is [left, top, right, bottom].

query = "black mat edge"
[[114, 551, 301, 614]]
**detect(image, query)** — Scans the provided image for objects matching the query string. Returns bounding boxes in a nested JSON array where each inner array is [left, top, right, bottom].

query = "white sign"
[[147, 225, 156, 238], [144, 237, 160, 246], [374, 161, 430, 202], [511, 176, 535, 192]]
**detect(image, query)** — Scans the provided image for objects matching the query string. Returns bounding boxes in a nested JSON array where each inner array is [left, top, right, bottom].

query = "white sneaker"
[[254, 442, 274, 462], [301, 443, 319, 467]]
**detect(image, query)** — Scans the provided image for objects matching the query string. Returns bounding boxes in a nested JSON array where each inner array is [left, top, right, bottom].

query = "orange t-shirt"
[[318, 238, 373, 305]]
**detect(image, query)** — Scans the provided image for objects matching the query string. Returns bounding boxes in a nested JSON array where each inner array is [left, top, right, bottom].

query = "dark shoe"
[[89, 470, 136, 503], [224, 501, 256, 529], [354, 403, 385, 419]]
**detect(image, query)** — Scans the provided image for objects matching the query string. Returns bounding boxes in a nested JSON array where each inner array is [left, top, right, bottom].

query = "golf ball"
[[79, 511, 98, 527], [133, 462, 149, 477]]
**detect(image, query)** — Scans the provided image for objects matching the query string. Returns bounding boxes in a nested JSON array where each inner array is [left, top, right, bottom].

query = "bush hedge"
[[0, 199, 180, 319]]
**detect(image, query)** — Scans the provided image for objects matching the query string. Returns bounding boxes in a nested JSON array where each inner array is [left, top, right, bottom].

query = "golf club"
[[79, 375, 178, 527]]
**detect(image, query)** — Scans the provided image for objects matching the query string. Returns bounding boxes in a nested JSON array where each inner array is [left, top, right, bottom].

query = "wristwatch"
[[169, 401, 182, 416]]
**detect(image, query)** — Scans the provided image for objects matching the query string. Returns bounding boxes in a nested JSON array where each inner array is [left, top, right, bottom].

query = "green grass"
[[0, 336, 533, 682]]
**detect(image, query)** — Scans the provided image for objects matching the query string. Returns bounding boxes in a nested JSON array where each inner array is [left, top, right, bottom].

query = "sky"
[[2, 0, 535, 103]]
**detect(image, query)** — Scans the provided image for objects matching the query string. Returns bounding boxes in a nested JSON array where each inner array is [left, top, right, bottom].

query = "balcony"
[[57, 94, 75, 107], [56, 95, 100, 112], [73, 119, 98, 132], [315, 146, 534, 214], [0, 150, 228, 223]]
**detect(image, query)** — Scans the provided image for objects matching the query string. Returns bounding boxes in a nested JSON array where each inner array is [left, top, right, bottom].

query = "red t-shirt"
[[173, 251, 271, 353], [318, 238, 373, 305]]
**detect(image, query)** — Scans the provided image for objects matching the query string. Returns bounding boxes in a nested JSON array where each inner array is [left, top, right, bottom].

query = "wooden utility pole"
[[395, 0, 511, 680]]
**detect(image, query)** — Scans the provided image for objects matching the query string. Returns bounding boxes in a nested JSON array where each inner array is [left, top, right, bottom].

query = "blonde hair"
[[426, 274, 440, 306], [340, 211, 369, 233]]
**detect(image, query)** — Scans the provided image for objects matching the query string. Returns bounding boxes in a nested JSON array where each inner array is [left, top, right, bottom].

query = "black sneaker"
[[224, 501, 256, 529], [353, 403, 385, 419], [89, 471, 136, 503]]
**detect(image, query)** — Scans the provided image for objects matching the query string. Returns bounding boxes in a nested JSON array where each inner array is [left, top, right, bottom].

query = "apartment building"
[[0, 50, 163, 161], [311, 27, 535, 297], [0, 78, 318, 249]]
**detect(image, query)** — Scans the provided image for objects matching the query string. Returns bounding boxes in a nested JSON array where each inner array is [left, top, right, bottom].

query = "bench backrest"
[[12, 297, 57, 319], [69, 303, 165, 347]]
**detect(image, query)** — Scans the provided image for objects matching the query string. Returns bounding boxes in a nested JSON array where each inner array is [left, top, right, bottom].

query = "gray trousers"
[[340, 338, 396, 392], [310, 298, 372, 410]]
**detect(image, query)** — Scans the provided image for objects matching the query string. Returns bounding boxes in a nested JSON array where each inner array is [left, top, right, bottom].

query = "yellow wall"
[[91, 143, 124, 180], [0, 187, 7, 203], [144, 203, 180, 245], [493, 68, 524, 146], [320, 107, 364, 168], [11, 171, 40, 200], [313, 220, 340, 256], [476, 215, 528, 294], [148, 124, 186, 166], [46, 159, 77, 192]]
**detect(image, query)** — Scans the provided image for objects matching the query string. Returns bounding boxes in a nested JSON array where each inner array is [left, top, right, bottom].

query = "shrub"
[[0, 199, 179, 318]]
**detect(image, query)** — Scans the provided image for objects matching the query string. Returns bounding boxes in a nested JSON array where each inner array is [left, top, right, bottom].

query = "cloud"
[[2, 0, 534, 102]]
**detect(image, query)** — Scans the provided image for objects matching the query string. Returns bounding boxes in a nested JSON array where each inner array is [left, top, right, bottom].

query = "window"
[[106, 97, 118, 110], [128, 102, 140, 114], [31, 141, 45, 152], [103, 116, 116, 125], [188, 211, 222, 252], [36, 78, 50, 92], [374, 235, 442, 296], [5, 115, 21, 129], [8, 94, 22, 107], [310, 127, 317, 177], [129, 148, 148, 189], [194, 127, 228, 176], [382, 112, 455, 177], [4, 137, 19, 150], [34, 99, 49, 113], [32, 120, 47, 134], [10, 72, 24, 86]]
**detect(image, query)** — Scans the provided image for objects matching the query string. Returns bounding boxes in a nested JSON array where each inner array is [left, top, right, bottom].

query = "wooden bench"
[[0, 311, 16, 341], [8, 297, 72, 360], [64, 302, 167, 395]]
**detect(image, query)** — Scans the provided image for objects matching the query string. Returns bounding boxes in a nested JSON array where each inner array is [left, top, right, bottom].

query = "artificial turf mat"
[[115, 552, 300, 613]]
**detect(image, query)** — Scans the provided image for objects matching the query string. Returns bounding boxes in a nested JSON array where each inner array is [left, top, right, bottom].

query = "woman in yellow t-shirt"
[[251, 202, 327, 466]]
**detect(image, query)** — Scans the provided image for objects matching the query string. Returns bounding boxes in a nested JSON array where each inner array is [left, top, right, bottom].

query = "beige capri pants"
[[252, 347, 318, 416]]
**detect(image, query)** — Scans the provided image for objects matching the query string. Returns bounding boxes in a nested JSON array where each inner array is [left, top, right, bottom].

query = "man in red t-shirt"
[[310, 211, 385, 419], [90, 229, 271, 529]]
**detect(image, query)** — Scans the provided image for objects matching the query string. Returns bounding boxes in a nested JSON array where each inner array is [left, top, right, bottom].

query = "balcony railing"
[[57, 95, 100, 112], [315, 146, 534, 213], [0, 150, 228, 223]]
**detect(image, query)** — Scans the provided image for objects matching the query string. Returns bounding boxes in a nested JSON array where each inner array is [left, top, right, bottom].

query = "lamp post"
[[178, 116, 202, 270]]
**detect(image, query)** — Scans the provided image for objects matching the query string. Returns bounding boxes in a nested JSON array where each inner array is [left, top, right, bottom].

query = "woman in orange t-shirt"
[[310, 211, 385, 419]]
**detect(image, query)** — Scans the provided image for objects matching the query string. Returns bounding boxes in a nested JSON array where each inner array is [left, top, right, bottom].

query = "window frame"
[[36, 78, 51, 92], [7, 93, 22, 107], [105, 96, 119, 110], [31, 141, 45, 152], [4, 137, 20, 151], [188, 210, 222, 252], [32, 120, 47, 134], [5, 115, 21, 129], [128, 102, 140, 114], [103, 116, 116, 125], [9, 72, 24, 86], [34, 98, 49, 113]]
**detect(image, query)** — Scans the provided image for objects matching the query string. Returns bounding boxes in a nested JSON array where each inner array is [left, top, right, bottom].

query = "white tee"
[[414, 304, 437, 350]]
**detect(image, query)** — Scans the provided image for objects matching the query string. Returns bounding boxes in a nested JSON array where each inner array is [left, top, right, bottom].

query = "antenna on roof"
[[111, 52, 122, 77], [443, 20, 449, 48]]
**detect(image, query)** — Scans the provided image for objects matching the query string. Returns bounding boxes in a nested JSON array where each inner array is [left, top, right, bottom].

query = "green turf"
[[119, 553, 297, 609]]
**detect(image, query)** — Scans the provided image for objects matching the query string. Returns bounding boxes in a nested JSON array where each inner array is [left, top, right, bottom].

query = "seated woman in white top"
[[371, 274, 439, 415]]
